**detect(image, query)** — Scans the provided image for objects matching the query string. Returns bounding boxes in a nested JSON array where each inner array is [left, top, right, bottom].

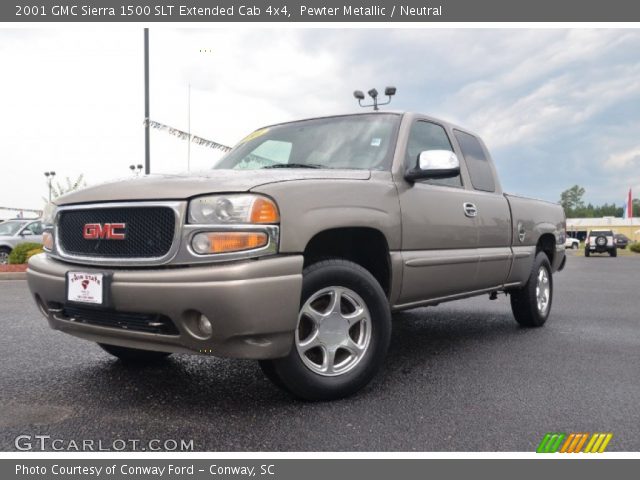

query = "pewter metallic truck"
[[27, 112, 566, 400]]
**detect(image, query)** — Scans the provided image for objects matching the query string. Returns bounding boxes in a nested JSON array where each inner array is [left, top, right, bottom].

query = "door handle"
[[463, 202, 478, 217]]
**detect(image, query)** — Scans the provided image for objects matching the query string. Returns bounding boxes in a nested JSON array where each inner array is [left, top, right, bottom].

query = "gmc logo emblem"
[[83, 223, 126, 240]]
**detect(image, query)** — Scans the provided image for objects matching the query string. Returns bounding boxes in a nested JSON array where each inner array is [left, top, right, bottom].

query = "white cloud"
[[606, 146, 640, 168], [442, 30, 640, 150], [1, 28, 640, 216]]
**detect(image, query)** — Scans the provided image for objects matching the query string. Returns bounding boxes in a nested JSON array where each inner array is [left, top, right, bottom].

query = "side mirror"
[[405, 150, 460, 182]]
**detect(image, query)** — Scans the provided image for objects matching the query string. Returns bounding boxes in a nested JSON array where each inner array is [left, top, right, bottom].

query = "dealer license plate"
[[66, 272, 105, 305]]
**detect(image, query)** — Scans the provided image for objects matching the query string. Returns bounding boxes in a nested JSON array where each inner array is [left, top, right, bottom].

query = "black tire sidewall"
[[272, 260, 391, 401], [529, 253, 552, 324], [511, 252, 553, 327], [0, 247, 11, 264]]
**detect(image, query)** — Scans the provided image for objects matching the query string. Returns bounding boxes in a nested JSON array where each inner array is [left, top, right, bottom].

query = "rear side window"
[[453, 130, 495, 192]]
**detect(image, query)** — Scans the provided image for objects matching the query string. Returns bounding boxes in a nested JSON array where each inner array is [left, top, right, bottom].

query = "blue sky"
[[1, 28, 639, 214]]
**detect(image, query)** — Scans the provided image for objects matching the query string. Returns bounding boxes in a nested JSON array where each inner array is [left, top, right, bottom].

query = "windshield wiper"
[[262, 163, 325, 169]]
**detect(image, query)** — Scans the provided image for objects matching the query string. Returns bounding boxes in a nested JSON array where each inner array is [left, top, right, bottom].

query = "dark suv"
[[615, 233, 630, 249]]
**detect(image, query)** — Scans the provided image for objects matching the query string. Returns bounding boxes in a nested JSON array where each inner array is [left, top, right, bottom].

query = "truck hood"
[[55, 169, 371, 205]]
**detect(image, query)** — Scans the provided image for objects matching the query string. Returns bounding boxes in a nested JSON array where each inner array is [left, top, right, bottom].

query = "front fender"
[[254, 174, 402, 253]]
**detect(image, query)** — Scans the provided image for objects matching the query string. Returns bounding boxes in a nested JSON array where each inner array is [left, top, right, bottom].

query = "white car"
[[0, 219, 44, 264], [564, 237, 580, 249]]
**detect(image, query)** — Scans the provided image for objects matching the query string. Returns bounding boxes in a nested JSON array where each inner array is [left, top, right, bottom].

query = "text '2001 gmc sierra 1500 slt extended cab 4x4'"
[[28, 112, 566, 400]]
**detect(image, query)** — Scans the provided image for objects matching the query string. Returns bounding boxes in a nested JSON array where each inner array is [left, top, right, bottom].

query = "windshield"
[[214, 114, 400, 171], [0, 221, 26, 236]]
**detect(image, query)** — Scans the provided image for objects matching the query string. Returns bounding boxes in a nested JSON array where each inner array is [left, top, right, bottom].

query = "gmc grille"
[[58, 206, 175, 259]]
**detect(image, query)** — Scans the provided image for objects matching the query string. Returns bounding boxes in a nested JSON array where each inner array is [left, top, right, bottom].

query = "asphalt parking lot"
[[1, 253, 639, 452]]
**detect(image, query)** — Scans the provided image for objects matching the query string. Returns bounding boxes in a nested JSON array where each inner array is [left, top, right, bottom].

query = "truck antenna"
[[353, 86, 396, 111]]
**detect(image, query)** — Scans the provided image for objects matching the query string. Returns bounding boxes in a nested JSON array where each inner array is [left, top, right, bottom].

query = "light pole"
[[187, 83, 191, 171], [44, 171, 56, 202], [144, 28, 150, 175]]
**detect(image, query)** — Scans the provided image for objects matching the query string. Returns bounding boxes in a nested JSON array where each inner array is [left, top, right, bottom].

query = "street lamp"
[[44, 171, 56, 202], [353, 86, 397, 111]]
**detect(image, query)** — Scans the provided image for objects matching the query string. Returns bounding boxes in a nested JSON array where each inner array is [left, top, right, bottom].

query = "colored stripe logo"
[[537, 433, 612, 453]]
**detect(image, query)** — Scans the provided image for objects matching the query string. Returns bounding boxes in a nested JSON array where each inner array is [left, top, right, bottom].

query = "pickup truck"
[[27, 112, 566, 400]]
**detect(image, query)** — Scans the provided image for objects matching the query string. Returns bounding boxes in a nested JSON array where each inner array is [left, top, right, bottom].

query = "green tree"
[[560, 185, 586, 215]]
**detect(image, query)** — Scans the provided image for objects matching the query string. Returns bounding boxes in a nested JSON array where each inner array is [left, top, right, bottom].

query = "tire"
[[610, 248, 617, 257], [510, 252, 553, 328], [571, 243, 578, 250], [585, 248, 590, 257], [0, 247, 11, 265], [258, 360, 287, 390], [259, 259, 391, 401], [98, 343, 172, 363]]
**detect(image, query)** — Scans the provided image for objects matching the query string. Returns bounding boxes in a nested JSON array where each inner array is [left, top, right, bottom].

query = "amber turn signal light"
[[42, 231, 54, 251], [250, 197, 279, 224], [192, 232, 268, 254]]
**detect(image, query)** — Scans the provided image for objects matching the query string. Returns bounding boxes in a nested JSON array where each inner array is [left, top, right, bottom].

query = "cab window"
[[406, 121, 462, 188]]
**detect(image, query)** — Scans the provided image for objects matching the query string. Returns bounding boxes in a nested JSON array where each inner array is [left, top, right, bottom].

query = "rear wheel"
[[571, 243, 578, 249], [259, 259, 391, 401], [0, 247, 11, 265], [610, 248, 617, 257], [510, 252, 553, 328], [98, 343, 172, 363]]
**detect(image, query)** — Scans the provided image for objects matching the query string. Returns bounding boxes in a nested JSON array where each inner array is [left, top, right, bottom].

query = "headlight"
[[42, 202, 58, 227], [188, 194, 279, 224]]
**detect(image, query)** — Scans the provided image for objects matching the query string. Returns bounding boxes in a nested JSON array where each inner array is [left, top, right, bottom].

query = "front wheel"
[[585, 248, 590, 257], [98, 343, 172, 363], [510, 252, 553, 328], [0, 247, 11, 265], [571, 242, 578, 250], [259, 259, 391, 401]]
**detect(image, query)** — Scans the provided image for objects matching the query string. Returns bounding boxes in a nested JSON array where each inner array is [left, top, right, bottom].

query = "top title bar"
[[3, 0, 640, 22]]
